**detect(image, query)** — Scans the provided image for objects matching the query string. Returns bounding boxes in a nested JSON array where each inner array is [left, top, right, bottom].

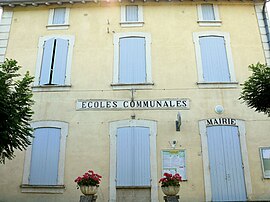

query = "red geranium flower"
[[159, 173, 182, 187], [75, 170, 102, 189]]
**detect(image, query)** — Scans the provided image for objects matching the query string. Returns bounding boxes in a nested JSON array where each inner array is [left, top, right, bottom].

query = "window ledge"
[[46, 24, 70, 30], [197, 20, 222, 27], [20, 185, 65, 194], [116, 186, 151, 189], [120, 21, 144, 27], [111, 83, 154, 90], [32, 85, 71, 92], [197, 82, 238, 89]]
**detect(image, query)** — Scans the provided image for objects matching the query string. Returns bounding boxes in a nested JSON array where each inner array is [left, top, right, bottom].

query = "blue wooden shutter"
[[207, 126, 228, 201], [39, 38, 54, 85], [52, 38, 69, 85], [116, 127, 150, 186], [116, 127, 133, 186], [29, 128, 61, 185], [126, 6, 138, 22], [201, 4, 215, 21], [221, 126, 246, 201], [133, 127, 151, 186], [53, 8, 66, 24], [119, 37, 146, 84], [199, 36, 231, 82], [207, 126, 247, 201]]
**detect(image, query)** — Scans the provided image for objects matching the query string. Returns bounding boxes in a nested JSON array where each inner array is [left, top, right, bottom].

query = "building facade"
[[0, 0, 270, 201]]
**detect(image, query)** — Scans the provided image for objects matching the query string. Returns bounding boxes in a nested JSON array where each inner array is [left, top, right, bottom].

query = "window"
[[22, 121, 68, 193], [109, 120, 158, 201], [197, 4, 221, 26], [260, 147, 270, 178], [126, 5, 138, 21], [117, 127, 150, 187], [120, 5, 143, 27], [47, 8, 70, 29], [29, 128, 61, 185], [193, 32, 237, 88], [34, 35, 75, 90], [112, 33, 152, 89]]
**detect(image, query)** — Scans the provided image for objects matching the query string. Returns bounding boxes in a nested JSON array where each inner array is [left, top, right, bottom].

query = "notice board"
[[161, 150, 187, 180]]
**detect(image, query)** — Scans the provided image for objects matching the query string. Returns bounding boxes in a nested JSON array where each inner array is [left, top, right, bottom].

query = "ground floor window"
[[116, 126, 151, 187], [21, 121, 68, 193], [109, 120, 158, 202]]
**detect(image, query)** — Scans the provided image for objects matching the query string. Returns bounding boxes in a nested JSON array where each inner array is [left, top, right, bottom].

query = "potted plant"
[[159, 173, 182, 196], [75, 170, 102, 195]]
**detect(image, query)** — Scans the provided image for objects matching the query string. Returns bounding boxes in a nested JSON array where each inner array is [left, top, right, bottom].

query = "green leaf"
[[239, 63, 270, 117], [0, 59, 34, 164]]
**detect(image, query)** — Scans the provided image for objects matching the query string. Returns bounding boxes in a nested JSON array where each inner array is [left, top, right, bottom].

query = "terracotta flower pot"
[[161, 186, 180, 196], [79, 185, 98, 195]]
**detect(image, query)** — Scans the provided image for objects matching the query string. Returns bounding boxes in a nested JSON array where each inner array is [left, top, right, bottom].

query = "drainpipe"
[[262, 0, 270, 51], [0, 7, 2, 24]]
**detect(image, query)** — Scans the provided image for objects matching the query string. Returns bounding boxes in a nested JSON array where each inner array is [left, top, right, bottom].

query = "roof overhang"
[[0, 0, 264, 7]]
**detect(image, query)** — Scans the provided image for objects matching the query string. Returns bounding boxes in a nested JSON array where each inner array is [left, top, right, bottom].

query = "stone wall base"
[[79, 195, 97, 202], [164, 195, 180, 202]]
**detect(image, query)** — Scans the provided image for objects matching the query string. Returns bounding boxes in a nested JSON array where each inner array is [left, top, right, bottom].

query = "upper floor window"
[[112, 32, 152, 89], [197, 4, 221, 26], [33, 35, 75, 91], [21, 121, 68, 193], [47, 8, 70, 30], [193, 32, 237, 88], [260, 147, 270, 179], [120, 5, 144, 27]]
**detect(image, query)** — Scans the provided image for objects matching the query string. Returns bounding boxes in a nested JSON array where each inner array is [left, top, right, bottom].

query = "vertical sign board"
[[162, 150, 187, 180]]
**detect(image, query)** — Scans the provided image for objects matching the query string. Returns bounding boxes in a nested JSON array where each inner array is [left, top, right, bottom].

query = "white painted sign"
[[76, 99, 189, 110]]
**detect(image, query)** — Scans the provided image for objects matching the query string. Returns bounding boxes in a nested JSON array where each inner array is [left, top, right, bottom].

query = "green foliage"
[[240, 63, 270, 116], [0, 59, 34, 164]]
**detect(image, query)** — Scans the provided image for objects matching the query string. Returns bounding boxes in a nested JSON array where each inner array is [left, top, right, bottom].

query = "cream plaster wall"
[[0, 2, 269, 202]]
